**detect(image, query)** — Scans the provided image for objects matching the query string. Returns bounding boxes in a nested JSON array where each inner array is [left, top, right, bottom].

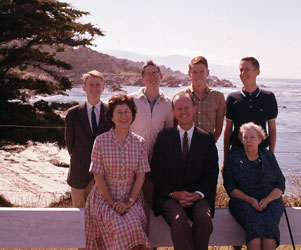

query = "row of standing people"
[[65, 56, 285, 250]]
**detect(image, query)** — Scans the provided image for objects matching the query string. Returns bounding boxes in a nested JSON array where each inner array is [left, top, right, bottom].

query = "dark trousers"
[[161, 198, 213, 250]]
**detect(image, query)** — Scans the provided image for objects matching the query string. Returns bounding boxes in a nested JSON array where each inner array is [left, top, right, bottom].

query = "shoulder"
[[129, 131, 146, 143], [66, 103, 85, 116], [227, 90, 241, 100], [158, 90, 172, 104], [193, 127, 215, 144], [260, 148, 275, 160], [259, 89, 277, 100], [96, 129, 113, 141], [208, 88, 225, 97], [157, 127, 177, 139]]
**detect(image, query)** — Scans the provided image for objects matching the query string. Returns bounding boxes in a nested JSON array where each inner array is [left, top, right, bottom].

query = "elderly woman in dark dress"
[[223, 122, 285, 250]]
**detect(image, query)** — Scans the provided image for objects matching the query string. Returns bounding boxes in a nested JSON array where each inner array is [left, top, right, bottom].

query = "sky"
[[65, 0, 301, 79]]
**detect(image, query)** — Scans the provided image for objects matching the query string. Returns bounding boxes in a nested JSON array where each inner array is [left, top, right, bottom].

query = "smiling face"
[[82, 76, 104, 104], [141, 65, 162, 91], [189, 63, 209, 92], [241, 128, 261, 154], [172, 93, 196, 130], [111, 103, 133, 129], [239, 60, 260, 87]]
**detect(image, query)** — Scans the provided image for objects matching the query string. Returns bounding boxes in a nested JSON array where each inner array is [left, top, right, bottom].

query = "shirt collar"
[[86, 101, 101, 112], [241, 87, 261, 98], [177, 124, 195, 139], [188, 86, 210, 100], [136, 87, 168, 102]]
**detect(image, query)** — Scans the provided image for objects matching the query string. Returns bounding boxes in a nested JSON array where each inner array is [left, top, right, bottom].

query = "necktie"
[[91, 106, 98, 139], [183, 131, 189, 160]]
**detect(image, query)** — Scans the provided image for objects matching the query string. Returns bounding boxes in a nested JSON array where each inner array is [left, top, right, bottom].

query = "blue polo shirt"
[[226, 88, 278, 150]]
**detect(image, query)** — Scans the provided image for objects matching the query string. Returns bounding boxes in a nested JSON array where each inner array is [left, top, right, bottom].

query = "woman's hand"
[[248, 197, 263, 212], [112, 201, 133, 215], [259, 198, 269, 210]]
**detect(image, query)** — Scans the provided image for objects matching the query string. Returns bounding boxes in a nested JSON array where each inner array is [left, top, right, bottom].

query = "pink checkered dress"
[[85, 129, 151, 250]]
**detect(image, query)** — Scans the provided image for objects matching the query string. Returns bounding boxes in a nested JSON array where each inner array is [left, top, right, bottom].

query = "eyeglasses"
[[144, 71, 160, 77]]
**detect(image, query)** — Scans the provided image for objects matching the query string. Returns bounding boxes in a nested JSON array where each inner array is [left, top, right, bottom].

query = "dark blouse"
[[223, 148, 285, 200]]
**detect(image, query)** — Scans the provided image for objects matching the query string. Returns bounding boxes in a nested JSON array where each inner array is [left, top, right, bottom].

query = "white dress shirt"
[[86, 101, 101, 132], [177, 124, 205, 199]]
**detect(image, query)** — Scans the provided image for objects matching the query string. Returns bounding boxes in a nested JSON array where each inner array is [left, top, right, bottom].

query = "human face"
[[141, 65, 162, 91], [239, 60, 260, 86], [82, 77, 104, 103], [111, 103, 133, 130], [189, 63, 209, 91], [172, 94, 196, 129], [241, 128, 261, 154]]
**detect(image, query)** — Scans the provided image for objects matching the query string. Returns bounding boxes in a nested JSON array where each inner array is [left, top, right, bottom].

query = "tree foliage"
[[0, 0, 104, 101]]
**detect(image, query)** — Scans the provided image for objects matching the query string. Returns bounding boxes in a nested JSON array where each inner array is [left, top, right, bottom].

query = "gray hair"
[[238, 122, 267, 142]]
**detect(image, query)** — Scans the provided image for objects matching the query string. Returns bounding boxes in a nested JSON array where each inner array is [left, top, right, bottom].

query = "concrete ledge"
[[0, 207, 300, 248]]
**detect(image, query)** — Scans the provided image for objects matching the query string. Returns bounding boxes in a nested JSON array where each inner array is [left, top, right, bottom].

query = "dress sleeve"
[[89, 137, 104, 175], [137, 139, 150, 174], [223, 154, 236, 196], [269, 151, 286, 193]]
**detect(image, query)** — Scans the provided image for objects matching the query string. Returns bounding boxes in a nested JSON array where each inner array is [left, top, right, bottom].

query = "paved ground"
[[0, 142, 70, 207]]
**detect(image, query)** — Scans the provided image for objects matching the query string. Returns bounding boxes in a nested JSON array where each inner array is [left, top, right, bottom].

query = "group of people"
[[65, 56, 286, 250]]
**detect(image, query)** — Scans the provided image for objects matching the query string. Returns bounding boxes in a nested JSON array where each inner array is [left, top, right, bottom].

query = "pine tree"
[[0, 0, 104, 102]]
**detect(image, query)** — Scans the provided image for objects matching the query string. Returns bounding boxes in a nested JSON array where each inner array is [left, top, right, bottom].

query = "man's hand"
[[172, 191, 201, 207]]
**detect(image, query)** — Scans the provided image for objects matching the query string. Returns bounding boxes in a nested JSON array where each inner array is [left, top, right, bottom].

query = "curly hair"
[[107, 93, 137, 126], [238, 122, 267, 142]]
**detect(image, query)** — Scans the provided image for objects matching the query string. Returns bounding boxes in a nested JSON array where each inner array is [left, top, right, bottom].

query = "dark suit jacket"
[[150, 127, 219, 217], [65, 102, 112, 189]]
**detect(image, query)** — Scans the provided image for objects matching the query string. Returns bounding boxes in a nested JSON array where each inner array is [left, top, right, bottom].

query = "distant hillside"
[[15, 46, 234, 91]]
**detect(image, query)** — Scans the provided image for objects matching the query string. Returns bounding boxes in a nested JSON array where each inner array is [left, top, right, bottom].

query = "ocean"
[[30, 78, 301, 197]]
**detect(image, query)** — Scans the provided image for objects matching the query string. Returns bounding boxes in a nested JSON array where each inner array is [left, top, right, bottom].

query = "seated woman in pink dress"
[[85, 93, 151, 250]]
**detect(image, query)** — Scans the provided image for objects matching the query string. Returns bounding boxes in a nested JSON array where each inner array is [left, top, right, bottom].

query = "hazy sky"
[[65, 0, 301, 79]]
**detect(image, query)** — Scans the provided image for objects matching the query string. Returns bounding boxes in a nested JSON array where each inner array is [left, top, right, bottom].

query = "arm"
[[268, 119, 277, 153], [223, 119, 233, 168], [65, 110, 75, 156], [214, 117, 224, 142], [259, 188, 283, 210], [214, 93, 226, 142], [94, 173, 114, 207], [197, 134, 219, 201], [164, 107, 174, 129], [230, 188, 263, 212], [150, 132, 175, 195], [129, 173, 145, 201]]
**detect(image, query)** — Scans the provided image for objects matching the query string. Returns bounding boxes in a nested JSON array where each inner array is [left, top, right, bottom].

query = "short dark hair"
[[241, 57, 260, 70], [107, 93, 137, 126], [141, 60, 161, 76], [189, 56, 208, 72], [171, 90, 195, 109]]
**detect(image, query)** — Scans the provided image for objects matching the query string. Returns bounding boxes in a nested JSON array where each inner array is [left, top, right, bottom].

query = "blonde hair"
[[82, 70, 104, 84], [238, 122, 267, 142]]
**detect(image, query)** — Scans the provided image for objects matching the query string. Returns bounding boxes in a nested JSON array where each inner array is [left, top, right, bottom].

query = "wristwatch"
[[128, 197, 135, 203]]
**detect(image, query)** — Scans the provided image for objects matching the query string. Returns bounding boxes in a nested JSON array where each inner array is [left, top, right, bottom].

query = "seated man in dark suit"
[[150, 91, 219, 250]]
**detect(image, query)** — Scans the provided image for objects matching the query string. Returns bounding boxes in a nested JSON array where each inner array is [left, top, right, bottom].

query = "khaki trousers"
[[71, 179, 95, 208]]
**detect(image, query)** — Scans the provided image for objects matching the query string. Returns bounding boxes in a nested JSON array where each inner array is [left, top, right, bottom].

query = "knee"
[[171, 210, 188, 226]]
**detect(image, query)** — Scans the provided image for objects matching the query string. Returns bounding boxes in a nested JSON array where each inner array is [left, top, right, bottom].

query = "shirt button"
[[249, 99, 252, 102], [198, 111, 201, 114], [249, 105, 252, 108]]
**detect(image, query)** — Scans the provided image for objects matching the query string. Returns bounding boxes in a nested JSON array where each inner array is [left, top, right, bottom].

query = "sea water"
[[30, 78, 301, 196]]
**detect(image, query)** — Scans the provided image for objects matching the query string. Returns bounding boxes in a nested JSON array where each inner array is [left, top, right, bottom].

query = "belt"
[[106, 177, 133, 184]]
